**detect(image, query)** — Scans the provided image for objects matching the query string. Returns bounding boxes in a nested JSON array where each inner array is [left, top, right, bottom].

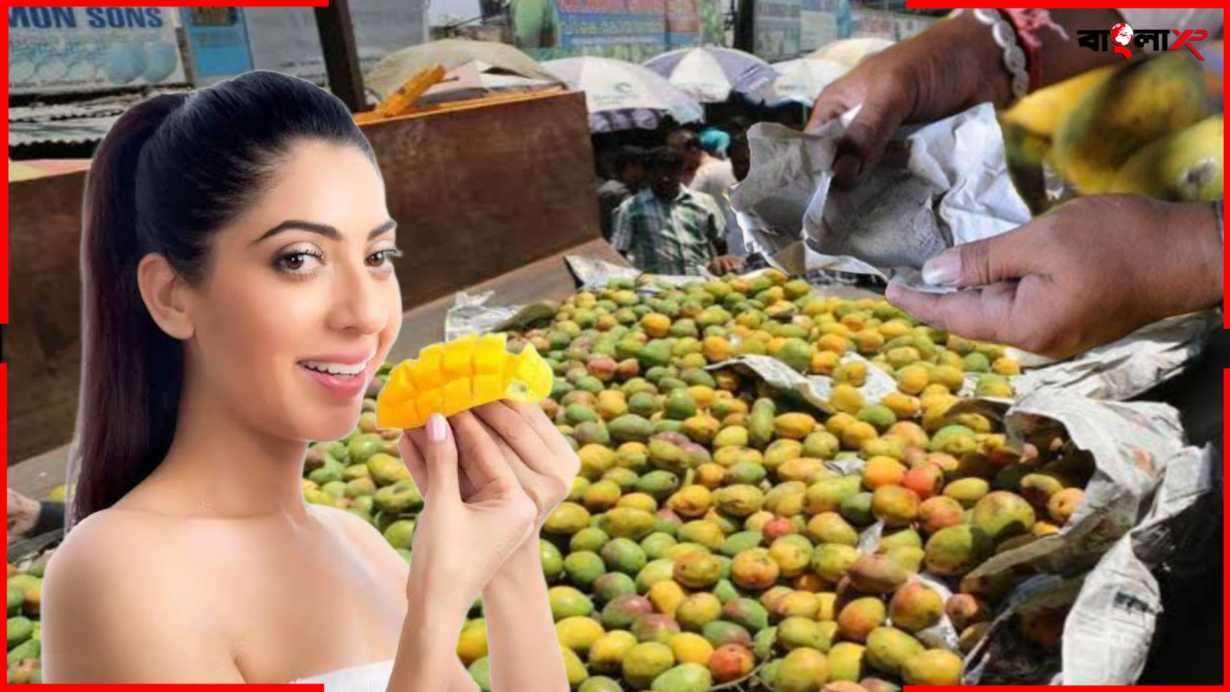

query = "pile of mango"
[[297, 269, 1089, 691], [1000, 50, 1223, 213], [7, 557, 47, 683], [300, 407, 420, 560], [441, 270, 1089, 691]]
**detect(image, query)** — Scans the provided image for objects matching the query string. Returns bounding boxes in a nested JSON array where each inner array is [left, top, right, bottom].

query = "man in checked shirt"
[[611, 146, 745, 276]]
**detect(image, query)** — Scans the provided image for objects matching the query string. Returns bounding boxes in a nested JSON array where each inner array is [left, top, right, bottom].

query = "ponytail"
[[66, 94, 187, 533]]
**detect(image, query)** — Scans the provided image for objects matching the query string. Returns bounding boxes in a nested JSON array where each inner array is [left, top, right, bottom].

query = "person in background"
[[596, 145, 646, 241], [725, 115, 753, 141], [698, 127, 731, 159], [728, 131, 750, 183], [510, 0, 559, 50], [7, 489, 65, 543], [612, 147, 743, 276], [665, 128, 705, 186], [688, 127, 743, 261]]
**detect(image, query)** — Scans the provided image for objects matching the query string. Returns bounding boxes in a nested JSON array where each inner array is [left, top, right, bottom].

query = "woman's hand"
[[389, 413, 538, 692], [398, 412, 540, 607], [468, 401, 581, 532], [401, 402, 579, 692], [884, 195, 1224, 359]]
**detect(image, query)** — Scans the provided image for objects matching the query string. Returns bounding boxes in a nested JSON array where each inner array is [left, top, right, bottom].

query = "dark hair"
[[665, 128, 700, 152], [730, 132, 749, 154], [67, 70, 376, 532], [726, 115, 753, 136], [614, 145, 646, 174], [648, 146, 685, 171]]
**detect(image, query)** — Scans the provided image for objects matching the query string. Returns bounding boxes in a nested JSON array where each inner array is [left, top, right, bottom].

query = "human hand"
[[884, 195, 1223, 359], [398, 413, 539, 609], [403, 401, 580, 538], [467, 401, 581, 534], [708, 255, 745, 276], [805, 11, 1015, 188]]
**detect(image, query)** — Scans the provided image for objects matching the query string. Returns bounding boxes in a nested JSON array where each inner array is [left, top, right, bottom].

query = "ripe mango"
[[864, 626, 925, 677], [837, 597, 886, 643], [828, 642, 867, 682], [971, 490, 1036, 543], [623, 641, 676, 688], [901, 648, 963, 685], [887, 581, 943, 633], [775, 646, 831, 692], [377, 332, 553, 429], [847, 554, 909, 594], [652, 662, 714, 691]]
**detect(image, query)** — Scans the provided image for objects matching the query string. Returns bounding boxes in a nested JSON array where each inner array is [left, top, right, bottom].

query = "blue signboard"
[[180, 7, 253, 84], [8, 6, 186, 94]]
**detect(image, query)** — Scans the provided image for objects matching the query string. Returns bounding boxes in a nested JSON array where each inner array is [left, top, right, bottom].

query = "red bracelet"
[[999, 9, 1069, 94]]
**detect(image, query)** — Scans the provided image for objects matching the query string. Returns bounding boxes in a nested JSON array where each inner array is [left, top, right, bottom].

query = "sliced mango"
[[376, 332, 553, 429]]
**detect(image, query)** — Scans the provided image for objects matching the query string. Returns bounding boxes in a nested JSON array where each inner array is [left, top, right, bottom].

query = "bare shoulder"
[[41, 509, 244, 682], [311, 504, 409, 578]]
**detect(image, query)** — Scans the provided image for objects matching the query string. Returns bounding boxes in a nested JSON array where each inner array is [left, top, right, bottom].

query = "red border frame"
[[0, 2, 1225, 691]]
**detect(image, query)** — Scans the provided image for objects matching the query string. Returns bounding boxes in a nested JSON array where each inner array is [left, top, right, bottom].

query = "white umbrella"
[[807, 37, 895, 68], [642, 47, 778, 103], [366, 39, 559, 100], [767, 58, 849, 105], [543, 56, 704, 132], [415, 61, 560, 107]]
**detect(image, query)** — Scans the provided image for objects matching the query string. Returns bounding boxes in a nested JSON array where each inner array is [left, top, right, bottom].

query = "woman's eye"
[[368, 247, 403, 268], [275, 250, 323, 274]]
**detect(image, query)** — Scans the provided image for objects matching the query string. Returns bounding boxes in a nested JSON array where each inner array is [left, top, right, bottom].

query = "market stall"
[[6, 46, 1224, 692]]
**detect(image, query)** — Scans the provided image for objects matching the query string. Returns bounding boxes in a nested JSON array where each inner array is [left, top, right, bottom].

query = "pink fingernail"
[[427, 414, 447, 443]]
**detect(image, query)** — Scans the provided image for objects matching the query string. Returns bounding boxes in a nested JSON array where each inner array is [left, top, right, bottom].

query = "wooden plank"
[[313, 0, 366, 113], [9, 169, 87, 465]]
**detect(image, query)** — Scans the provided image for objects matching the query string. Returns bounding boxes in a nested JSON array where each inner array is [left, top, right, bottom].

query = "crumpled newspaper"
[[730, 102, 1033, 293], [443, 290, 559, 341], [703, 353, 897, 414], [947, 393, 1187, 584], [964, 442, 1218, 684], [1010, 310, 1221, 400]]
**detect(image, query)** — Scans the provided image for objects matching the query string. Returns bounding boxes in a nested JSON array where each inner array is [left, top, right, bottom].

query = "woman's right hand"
[[398, 412, 539, 610], [805, 10, 1015, 188]]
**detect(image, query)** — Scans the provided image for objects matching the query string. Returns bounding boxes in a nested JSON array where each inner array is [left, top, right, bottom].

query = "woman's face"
[[187, 138, 403, 443]]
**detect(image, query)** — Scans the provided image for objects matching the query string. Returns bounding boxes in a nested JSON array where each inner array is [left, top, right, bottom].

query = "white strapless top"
[[290, 658, 396, 691]]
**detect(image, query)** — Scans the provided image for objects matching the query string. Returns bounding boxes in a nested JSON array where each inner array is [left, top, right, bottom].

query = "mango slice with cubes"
[[376, 332, 553, 429]]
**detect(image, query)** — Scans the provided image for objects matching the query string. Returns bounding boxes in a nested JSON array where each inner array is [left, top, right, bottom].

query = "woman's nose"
[[329, 263, 388, 335]]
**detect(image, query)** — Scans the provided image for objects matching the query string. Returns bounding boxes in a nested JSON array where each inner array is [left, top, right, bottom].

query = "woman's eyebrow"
[[251, 218, 397, 245]]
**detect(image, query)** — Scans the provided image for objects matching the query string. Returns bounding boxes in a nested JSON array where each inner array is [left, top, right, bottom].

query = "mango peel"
[[376, 332, 553, 429]]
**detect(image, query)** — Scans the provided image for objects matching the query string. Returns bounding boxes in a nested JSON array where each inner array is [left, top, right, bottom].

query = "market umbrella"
[[543, 56, 704, 132], [807, 37, 895, 68], [366, 39, 560, 100], [641, 47, 778, 103], [415, 61, 561, 108], [766, 57, 849, 105]]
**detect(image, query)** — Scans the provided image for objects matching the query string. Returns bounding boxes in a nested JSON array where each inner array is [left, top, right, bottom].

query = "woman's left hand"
[[401, 400, 580, 537], [466, 401, 581, 534]]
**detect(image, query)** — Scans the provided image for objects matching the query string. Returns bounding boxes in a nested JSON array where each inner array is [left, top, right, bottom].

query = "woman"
[[40, 70, 579, 692]]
